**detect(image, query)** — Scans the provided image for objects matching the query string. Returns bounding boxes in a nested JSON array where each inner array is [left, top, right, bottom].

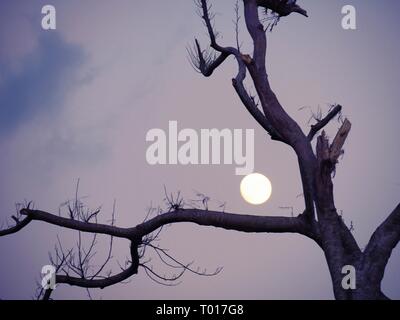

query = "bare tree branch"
[[187, 39, 230, 77], [189, 0, 237, 77], [363, 203, 400, 289], [135, 209, 320, 242], [2, 196, 321, 298], [18, 209, 133, 239], [191, 0, 284, 141], [330, 119, 351, 164], [0, 216, 32, 237], [56, 262, 138, 290], [8, 207, 320, 244], [232, 57, 284, 141], [308, 104, 343, 141]]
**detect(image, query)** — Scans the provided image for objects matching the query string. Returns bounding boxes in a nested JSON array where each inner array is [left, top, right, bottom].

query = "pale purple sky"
[[0, 0, 399, 299]]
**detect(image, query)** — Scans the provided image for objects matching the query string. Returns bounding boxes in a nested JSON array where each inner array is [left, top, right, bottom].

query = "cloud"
[[0, 32, 85, 136], [0, 0, 41, 72]]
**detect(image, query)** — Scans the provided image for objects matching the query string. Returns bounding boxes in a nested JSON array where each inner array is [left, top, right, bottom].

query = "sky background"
[[0, 0, 399, 299]]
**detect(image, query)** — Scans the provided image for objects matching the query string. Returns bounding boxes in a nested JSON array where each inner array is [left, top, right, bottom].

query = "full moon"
[[240, 173, 272, 205]]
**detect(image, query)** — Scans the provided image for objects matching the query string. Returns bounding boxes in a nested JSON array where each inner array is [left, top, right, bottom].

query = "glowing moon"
[[240, 173, 272, 205]]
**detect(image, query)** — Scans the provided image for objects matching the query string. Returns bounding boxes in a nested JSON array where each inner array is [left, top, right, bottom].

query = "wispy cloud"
[[0, 33, 85, 136]]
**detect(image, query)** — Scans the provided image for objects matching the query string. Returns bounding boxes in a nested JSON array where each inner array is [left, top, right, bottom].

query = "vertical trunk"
[[314, 131, 360, 300], [313, 129, 390, 300], [241, 0, 393, 300]]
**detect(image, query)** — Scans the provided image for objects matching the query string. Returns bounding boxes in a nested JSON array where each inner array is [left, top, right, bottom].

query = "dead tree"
[[1, 0, 399, 300]]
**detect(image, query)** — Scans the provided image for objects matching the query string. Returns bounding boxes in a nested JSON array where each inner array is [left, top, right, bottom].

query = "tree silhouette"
[[1, 0, 399, 300]]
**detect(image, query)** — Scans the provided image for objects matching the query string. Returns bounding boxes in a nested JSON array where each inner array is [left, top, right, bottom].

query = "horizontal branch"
[[308, 105, 342, 141], [57, 263, 137, 290], [4, 207, 320, 245], [0, 216, 32, 237], [135, 209, 320, 243], [19, 209, 133, 239], [4, 206, 321, 298]]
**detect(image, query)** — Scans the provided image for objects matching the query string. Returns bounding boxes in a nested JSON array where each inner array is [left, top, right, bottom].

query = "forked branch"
[[363, 203, 400, 289], [1, 194, 321, 299]]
